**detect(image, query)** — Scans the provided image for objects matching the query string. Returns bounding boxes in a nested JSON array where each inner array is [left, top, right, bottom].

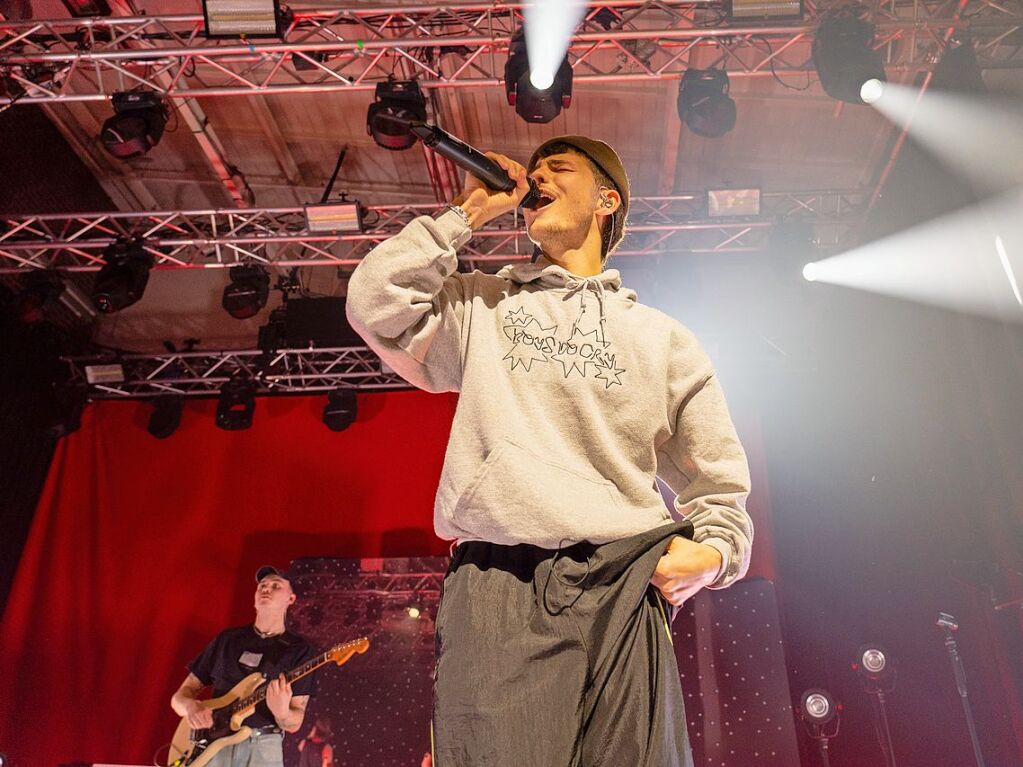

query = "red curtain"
[[0, 391, 772, 766]]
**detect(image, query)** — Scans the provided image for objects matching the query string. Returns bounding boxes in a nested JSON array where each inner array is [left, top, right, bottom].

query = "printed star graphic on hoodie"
[[502, 311, 556, 372], [502, 312, 623, 385], [548, 327, 619, 382]]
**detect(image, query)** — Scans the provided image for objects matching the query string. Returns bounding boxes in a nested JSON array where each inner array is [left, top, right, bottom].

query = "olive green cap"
[[528, 135, 630, 255]]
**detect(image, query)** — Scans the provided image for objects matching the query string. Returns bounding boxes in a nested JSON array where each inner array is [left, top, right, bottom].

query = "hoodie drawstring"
[[565, 276, 609, 344]]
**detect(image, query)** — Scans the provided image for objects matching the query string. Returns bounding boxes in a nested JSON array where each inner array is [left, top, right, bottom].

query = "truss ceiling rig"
[[1, 1, 1021, 104], [65, 346, 408, 398], [1, 190, 867, 273]]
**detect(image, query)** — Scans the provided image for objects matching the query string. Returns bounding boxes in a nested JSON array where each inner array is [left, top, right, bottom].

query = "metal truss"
[[1, 190, 868, 273], [287, 558, 446, 668], [65, 346, 409, 398], [291, 560, 447, 597], [1, 1, 1020, 105]]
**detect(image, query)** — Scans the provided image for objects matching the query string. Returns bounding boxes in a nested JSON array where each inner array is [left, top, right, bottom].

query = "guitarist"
[[170, 565, 317, 766]]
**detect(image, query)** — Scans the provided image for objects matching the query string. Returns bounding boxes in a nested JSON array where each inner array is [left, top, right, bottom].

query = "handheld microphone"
[[409, 122, 541, 209]]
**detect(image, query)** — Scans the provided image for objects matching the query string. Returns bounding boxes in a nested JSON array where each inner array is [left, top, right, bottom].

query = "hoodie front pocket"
[[453, 439, 624, 545]]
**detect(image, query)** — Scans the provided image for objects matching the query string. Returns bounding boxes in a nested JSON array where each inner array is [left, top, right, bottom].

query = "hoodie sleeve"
[[345, 210, 473, 393], [655, 328, 753, 589]]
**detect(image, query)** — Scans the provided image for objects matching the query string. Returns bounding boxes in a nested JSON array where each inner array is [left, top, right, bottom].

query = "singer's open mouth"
[[535, 193, 556, 209]]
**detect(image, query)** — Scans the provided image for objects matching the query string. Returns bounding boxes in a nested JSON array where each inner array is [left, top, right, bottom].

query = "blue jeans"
[[207, 732, 284, 767]]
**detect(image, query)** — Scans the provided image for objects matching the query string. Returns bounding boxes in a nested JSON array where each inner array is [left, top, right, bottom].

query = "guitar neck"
[[234, 650, 330, 712]]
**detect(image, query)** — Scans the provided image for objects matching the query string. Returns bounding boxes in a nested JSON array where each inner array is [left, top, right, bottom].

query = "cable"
[[758, 35, 814, 91]]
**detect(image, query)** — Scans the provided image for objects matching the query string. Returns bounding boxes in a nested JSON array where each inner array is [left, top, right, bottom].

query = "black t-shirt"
[[188, 625, 317, 729]]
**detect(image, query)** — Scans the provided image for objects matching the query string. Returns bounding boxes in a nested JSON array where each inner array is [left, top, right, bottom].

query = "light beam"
[[801, 190, 1023, 322], [866, 82, 1023, 192], [524, 0, 586, 95]]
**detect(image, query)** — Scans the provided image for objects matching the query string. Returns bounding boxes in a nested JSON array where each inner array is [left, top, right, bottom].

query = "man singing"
[[170, 566, 316, 767], [346, 136, 752, 766]]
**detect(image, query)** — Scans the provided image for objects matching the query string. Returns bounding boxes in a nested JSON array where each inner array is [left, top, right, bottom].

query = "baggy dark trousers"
[[433, 521, 695, 767]]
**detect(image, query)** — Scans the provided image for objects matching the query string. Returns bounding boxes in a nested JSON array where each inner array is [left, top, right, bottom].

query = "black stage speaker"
[[285, 297, 362, 348], [259, 297, 362, 351]]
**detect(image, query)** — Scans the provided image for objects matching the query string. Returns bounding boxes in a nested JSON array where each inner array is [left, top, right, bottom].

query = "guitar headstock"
[[326, 637, 370, 666]]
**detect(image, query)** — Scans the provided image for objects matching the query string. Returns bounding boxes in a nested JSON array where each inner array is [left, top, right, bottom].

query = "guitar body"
[[165, 637, 369, 767], [167, 672, 264, 767]]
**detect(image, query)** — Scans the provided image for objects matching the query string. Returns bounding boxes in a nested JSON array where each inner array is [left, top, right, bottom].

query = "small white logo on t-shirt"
[[238, 651, 263, 668]]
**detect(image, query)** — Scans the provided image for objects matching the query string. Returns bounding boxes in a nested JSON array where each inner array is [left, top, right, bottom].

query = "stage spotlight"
[[800, 688, 841, 766], [60, 0, 111, 16], [304, 199, 363, 234], [148, 395, 183, 439], [708, 188, 760, 217], [530, 70, 554, 91], [800, 689, 837, 725], [322, 387, 357, 432], [216, 375, 256, 431], [527, 0, 585, 94], [854, 644, 898, 767], [932, 37, 986, 94], [802, 262, 819, 282], [812, 13, 886, 104], [16, 271, 64, 324], [91, 238, 154, 314], [367, 80, 427, 151], [100, 91, 168, 159], [677, 69, 736, 138], [860, 77, 885, 105], [407, 605, 422, 619], [505, 33, 573, 124], [222, 264, 270, 320], [727, 0, 803, 22], [202, 0, 283, 38], [855, 644, 895, 682]]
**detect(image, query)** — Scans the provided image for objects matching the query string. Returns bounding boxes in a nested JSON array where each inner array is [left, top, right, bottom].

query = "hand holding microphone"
[[406, 122, 540, 228], [451, 152, 533, 229]]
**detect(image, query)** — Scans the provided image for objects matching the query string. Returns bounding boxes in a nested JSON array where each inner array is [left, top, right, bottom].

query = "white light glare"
[[805, 693, 831, 720], [860, 78, 885, 105], [994, 234, 1023, 308], [525, 0, 586, 94], [530, 70, 555, 90], [407, 606, 421, 619], [862, 648, 887, 674], [866, 83, 1023, 190], [791, 190, 1023, 323]]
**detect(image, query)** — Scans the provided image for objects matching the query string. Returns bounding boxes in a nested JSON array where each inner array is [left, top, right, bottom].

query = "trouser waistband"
[[249, 726, 283, 737]]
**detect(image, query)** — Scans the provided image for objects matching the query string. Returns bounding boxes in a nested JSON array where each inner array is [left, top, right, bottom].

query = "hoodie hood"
[[497, 256, 637, 301], [498, 256, 638, 345]]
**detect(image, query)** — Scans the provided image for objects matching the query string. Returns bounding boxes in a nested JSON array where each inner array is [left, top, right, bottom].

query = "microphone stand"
[[937, 612, 986, 767], [817, 735, 832, 767], [807, 723, 834, 767], [868, 689, 898, 767]]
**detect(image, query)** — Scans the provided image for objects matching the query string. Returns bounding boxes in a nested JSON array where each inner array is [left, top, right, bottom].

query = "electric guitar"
[[167, 636, 369, 767]]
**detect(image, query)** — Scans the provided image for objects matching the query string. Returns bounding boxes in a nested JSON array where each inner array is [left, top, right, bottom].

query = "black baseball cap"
[[255, 565, 294, 588]]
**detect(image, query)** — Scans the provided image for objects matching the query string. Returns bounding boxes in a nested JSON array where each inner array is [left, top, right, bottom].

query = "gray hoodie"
[[346, 209, 753, 587]]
